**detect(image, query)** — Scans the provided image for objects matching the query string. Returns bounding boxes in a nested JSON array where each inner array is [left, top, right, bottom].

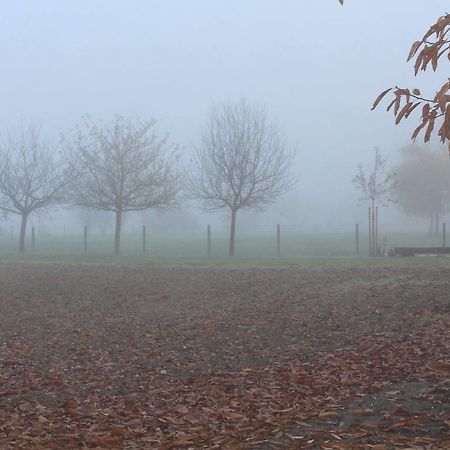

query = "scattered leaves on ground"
[[0, 262, 449, 448]]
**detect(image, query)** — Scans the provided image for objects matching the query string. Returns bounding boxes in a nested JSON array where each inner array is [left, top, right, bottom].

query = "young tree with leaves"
[[353, 147, 397, 255], [65, 116, 180, 255], [189, 100, 296, 256], [0, 125, 69, 253]]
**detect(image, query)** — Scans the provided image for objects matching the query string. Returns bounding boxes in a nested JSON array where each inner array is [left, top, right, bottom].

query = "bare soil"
[[0, 262, 449, 448]]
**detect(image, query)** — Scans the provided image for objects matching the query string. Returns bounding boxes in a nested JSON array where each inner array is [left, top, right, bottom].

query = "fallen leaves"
[[0, 263, 449, 448]]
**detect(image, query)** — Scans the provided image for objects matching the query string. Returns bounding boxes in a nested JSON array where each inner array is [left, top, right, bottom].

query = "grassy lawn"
[[0, 230, 448, 267]]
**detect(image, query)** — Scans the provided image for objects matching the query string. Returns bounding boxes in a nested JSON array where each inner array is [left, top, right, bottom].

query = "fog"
[[0, 0, 448, 233]]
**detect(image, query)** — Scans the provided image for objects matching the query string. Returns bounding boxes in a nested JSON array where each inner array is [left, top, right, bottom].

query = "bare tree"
[[353, 147, 396, 210], [353, 147, 397, 255], [189, 100, 296, 256], [0, 125, 69, 253], [65, 115, 180, 254]]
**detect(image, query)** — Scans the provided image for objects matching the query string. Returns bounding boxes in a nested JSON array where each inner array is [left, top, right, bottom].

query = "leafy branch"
[[371, 14, 450, 151]]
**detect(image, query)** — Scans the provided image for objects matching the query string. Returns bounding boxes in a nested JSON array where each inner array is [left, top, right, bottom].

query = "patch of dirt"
[[0, 262, 449, 448]]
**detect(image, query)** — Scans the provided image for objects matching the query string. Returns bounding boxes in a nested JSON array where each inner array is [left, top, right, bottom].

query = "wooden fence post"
[[375, 206, 379, 256], [277, 224, 281, 255], [84, 226, 88, 253], [31, 226, 35, 252], [142, 225, 146, 254], [207, 224, 211, 256]]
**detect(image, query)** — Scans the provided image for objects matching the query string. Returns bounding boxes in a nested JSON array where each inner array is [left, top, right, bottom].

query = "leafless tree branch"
[[64, 115, 180, 254], [189, 99, 296, 256], [353, 147, 397, 209], [0, 124, 69, 253]]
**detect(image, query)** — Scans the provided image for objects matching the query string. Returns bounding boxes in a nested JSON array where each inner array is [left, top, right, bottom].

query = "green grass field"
[[0, 229, 449, 267]]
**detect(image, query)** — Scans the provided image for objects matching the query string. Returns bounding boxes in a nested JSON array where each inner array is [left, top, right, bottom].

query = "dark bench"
[[394, 247, 450, 257]]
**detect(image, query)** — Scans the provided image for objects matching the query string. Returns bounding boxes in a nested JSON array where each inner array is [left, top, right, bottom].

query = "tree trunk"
[[114, 209, 122, 255], [371, 200, 375, 256], [19, 212, 28, 254], [229, 209, 237, 257]]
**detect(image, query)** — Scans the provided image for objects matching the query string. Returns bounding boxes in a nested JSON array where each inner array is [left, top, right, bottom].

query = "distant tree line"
[[0, 100, 296, 255], [354, 145, 450, 239], [392, 145, 450, 235]]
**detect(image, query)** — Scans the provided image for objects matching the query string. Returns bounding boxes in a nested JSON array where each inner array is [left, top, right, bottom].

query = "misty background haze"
[[0, 0, 448, 235]]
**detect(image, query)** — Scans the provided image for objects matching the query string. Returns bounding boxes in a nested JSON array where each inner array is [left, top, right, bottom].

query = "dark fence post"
[[84, 226, 88, 253], [207, 224, 211, 256], [142, 225, 146, 254], [355, 223, 359, 255], [277, 224, 281, 255], [31, 226, 35, 252], [443, 222, 446, 248], [375, 206, 379, 256]]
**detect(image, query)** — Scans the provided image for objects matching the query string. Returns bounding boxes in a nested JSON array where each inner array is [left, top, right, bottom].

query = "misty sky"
[[1, 1, 448, 228]]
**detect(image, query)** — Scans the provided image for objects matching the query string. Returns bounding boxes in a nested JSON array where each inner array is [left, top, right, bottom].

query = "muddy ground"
[[0, 262, 449, 448]]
